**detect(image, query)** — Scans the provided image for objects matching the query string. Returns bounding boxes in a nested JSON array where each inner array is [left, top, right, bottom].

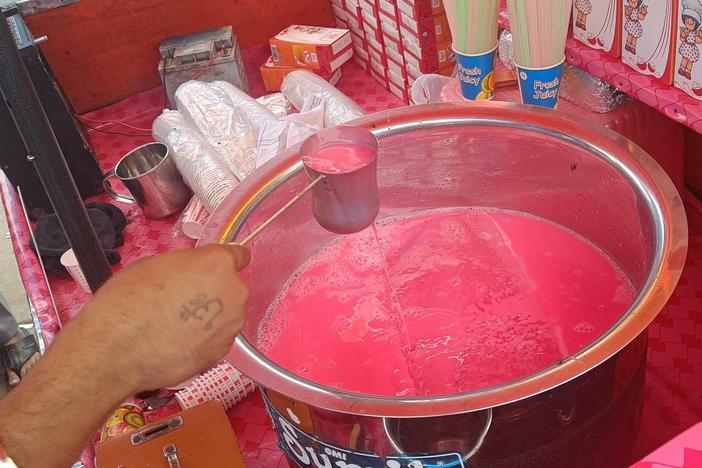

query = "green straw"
[[445, 0, 499, 55], [507, 0, 573, 68]]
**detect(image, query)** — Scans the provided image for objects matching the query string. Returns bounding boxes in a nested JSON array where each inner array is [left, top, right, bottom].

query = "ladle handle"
[[236, 175, 325, 246]]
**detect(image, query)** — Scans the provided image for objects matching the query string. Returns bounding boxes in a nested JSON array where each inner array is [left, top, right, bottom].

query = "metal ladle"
[[237, 126, 380, 245]]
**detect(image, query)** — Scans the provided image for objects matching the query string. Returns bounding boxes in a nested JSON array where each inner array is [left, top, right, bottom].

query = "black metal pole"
[[0, 16, 112, 292]]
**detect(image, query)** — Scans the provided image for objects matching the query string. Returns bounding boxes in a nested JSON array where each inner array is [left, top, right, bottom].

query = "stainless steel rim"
[[210, 103, 687, 417]]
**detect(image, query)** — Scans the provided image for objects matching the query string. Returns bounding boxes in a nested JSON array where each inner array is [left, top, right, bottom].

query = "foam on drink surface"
[[258, 208, 635, 397], [302, 143, 376, 174]]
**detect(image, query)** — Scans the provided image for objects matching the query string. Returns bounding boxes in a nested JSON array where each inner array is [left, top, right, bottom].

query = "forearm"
[[0, 310, 136, 467]]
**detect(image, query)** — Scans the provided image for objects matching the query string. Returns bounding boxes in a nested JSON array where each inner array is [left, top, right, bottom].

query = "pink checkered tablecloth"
[[1, 44, 702, 467]]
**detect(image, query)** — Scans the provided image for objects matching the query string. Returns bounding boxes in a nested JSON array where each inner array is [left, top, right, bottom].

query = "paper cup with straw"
[[445, 0, 500, 100], [507, 0, 573, 108]]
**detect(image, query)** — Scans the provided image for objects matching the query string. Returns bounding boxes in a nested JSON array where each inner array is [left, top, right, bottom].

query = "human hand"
[[76, 244, 251, 394]]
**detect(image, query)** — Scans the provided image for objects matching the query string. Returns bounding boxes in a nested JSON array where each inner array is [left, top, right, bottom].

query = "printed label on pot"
[[263, 395, 467, 468]]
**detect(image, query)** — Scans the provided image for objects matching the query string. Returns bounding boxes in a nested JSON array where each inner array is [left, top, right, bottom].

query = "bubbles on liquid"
[[257, 206, 634, 397], [573, 321, 595, 333]]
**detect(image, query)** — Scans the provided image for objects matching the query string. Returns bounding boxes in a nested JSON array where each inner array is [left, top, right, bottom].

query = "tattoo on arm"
[[179, 294, 223, 330]]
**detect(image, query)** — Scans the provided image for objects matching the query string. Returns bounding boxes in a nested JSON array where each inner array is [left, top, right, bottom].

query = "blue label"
[[263, 395, 467, 468], [516, 62, 564, 109], [454, 48, 496, 101]]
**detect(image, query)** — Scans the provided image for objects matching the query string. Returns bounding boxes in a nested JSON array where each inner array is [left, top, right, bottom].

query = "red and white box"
[[362, 11, 383, 42], [348, 18, 365, 37], [384, 33, 403, 58], [381, 20, 402, 42], [370, 57, 389, 87], [367, 45, 387, 67], [359, 0, 377, 18], [378, 0, 399, 22], [345, 0, 363, 29], [402, 38, 454, 73], [330, 0, 346, 10], [397, 0, 445, 21], [270, 25, 352, 73], [399, 12, 451, 45], [332, 5, 349, 28], [354, 53, 370, 71], [387, 54, 406, 78], [354, 45, 370, 62], [365, 27, 385, 54], [379, 10, 401, 31], [388, 68, 409, 102], [351, 30, 366, 50]]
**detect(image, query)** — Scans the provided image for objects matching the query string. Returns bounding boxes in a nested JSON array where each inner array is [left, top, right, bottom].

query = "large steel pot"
[[199, 103, 687, 467]]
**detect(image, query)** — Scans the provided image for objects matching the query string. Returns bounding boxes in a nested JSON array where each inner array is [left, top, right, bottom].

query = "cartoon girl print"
[[624, 0, 649, 54], [575, 0, 592, 30], [678, 0, 702, 79]]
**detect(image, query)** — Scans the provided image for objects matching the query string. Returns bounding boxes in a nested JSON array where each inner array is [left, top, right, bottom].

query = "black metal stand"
[[0, 14, 112, 292]]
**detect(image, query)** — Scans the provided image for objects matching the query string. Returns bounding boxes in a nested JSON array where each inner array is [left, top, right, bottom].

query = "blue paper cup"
[[453, 45, 497, 101], [516, 57, 565, 109]]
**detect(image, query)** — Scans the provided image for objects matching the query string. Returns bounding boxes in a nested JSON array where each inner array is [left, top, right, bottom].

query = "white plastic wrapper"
[[175, 81, 274, 180], [498, 29, 629, 113], [255, 96, 325, 168], [256, 93, 294, 117], [152, 110, 238, 213], [281, 70, 365, 127], [209, 80, 276, 130], [410, 74, 453, 104]]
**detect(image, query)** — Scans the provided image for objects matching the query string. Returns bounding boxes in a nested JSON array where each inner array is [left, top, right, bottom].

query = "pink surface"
[[499, 2, 702, 135], [263, 208, 633, 397], [441, 81, 686, 193], [631, 422, 702, 468], [0, 42, 700, 466], [302, 143, 376, 174]]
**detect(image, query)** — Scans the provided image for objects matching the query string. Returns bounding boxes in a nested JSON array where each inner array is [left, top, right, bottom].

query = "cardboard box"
[[332, 4, 348, 23], [402, 38, 454, 73], [387, 54, 407, 78], [368, 44, 388, 66], [573, 0, 623, 58], [360, 0, 377, 17], [351, 30, 366, 49], [384, 32, 403, 56], [354, 53, 370, 71], [270, 25, 353, 73], [389, 76, 410, 103], [673, 0, 702, 99], [345, 0, 363, 28], [366, 26, 386, 52], [385, 39, 405, 65], [381, 19, 402, 41], [378, 0, 399, 21], [370, 58, 389, 87], [331, 0, 346, 9], [348, 17, 365, 37], [397, 0, 445, 21], [399, 12, 450, 43], [621, 1, 678, 84], [354, 44, 370, 62], [406, 60, 454, 80], [260, 56, 342, 91]]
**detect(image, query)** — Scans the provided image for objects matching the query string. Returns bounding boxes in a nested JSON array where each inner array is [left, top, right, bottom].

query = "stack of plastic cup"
[[175, 361, 256, 410], [506, 0, 574, 108], [445, 0, 500, 100]]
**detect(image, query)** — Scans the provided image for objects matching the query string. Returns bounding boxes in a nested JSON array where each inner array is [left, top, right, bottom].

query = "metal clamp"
[[382, 408, 493, 464], [131, 416, 183, 445], [163, 444, 181, 468]]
